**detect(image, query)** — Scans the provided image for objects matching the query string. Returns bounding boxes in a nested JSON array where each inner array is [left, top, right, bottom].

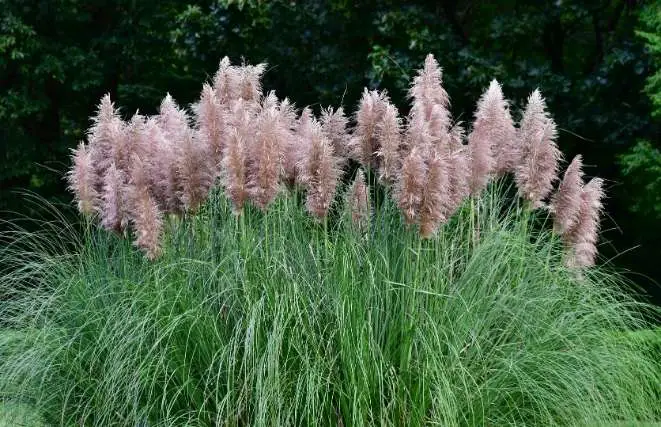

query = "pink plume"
[[395, 146, 428, 225], [321, 106, 350, 162], [247, 104, 283, 210], [237, 62, 267, 104], [157, 94, 190, 214], [100, 162, 129, 233], [194, 83, 225, 170], [348, 168, 371, 230], [515, 89, 562, 207], [419, 151, 451, 238], [375, 102, 403, 186], [67, 142, 99, 216], [565, 178, 605, 268], [468, 80, 516, 193], [408, 54, 451, 136], [213, 56, 238, 104], [177, 127, 215, 213], [127, 154, 163, 260], [283, 107, 313, 187], [223, 127, 249, 214], [299, 120, 341, 219], [349, 89, 389, 168], [447, 124, 470, 215], [549, 155, 584, 235], [88, 94, 124, 193]]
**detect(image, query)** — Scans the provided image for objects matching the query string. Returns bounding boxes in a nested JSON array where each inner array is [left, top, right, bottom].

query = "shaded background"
[[1, 0, 659, 303]]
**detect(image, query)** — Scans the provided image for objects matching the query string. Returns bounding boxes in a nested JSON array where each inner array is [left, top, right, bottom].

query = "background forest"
[[1, 0, 660, 303]]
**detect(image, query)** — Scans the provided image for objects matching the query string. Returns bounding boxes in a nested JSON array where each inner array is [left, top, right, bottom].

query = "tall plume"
[[271, 94, 298, 184], [88, 94, 124, 193], [237, 62, 267, 104], [549, 155, 584, 235], [247, 103, 284, 210], [348, 169, 371, 231], [157, 94, 189, 214], [299, 120, 341, 219], [515, 89, 562, 207], [395, 146, 428, 225], [223, 127, 249, 214], [468, 80, 517, 193], [349, 89, 389, 168], [194, 83, 225, 170], [127, 154, 163, 260], [408, 54, 451, 138], [284, 107, 313, 187], [177, 127, 215, 213], [565, 178, 605, 268], [320, 106, 349, 162], [121, 113, 147, 172], [67, 142, 99, 216], [404, 111, 433, 155], [375, 102, 403, 186], [419, 151, 450, 238], [100, 162, 129, 233], [213, 56, 237, 104], [447, 123, 471, 215], [140, 117, 170, 210]]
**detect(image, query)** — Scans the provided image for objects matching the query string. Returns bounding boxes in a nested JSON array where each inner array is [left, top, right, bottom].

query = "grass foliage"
[[1, 185, 660, 426]]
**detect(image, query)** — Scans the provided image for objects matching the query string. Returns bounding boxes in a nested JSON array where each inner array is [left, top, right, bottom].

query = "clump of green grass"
[[1, 186, 659, 426]]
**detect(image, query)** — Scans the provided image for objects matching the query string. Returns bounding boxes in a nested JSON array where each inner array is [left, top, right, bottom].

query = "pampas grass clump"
[[1, 54, 659, 426]]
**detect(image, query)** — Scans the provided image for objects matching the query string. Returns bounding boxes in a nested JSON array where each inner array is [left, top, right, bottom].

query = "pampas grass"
[[1, 186, 659, 426], [4, 51, 658, 427]]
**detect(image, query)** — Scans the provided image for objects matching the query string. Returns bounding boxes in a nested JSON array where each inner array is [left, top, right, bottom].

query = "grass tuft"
[[1, 185, 660, 426]]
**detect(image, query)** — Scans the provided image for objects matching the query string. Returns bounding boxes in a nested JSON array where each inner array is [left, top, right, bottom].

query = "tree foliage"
[[619, 4, 661, 220]]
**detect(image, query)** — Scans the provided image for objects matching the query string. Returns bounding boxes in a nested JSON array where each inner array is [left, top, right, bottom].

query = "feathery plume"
[[177, 127, 215, 213], [419, 151, 450, 238], [194, 83, 225, 169], [299, 121, 341, 219], [158, 94, 189, 142], [213, 56, 237, 104], [549, 155, 584, 235], [67, 142, 99, 216], [349, 89, 389, 168], [119, 113, 147, 172], [491, 85, 518, 175], [565, 178, 605, 268], [446, 123, 471, 214], [88, 94, 124, 192], [100, 162, 129, 233], [139, 117, 169, 209], [515, 89, 562, 207], [320, 106, 349, 161], [237, 62, 267, 104], [409, 54, 451, 136], [348, 169, 371, 231], [127, 155, 163, 260], [404, 111, 433, 155], [277, 97, 298, 130], [468, 80, 516, 193], [395, 146, 428, 225], [375, 102, 403, 186], [283, 107, 312, 187], [157, 94, 190, 214], [223, 128, 249, 214], [247, 105, 283, 210]]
